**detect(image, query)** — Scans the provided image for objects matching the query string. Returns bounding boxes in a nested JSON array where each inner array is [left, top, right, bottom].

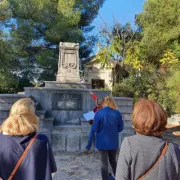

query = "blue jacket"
[[90, 106, 124, 150]]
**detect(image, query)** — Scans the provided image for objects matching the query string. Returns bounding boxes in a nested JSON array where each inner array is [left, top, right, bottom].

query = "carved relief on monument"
[[56, 42, 80, 82], [52, 93, 82, 110], [61, 50, 77, 70]]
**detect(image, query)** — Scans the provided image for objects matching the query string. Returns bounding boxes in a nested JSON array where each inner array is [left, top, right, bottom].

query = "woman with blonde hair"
[[0, 98, 57, 180], [89, 96, 124, 180], [116, 99, 180, 180]]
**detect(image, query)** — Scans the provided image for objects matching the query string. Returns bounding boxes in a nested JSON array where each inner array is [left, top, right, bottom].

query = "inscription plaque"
[[52, 93, 82, 110]]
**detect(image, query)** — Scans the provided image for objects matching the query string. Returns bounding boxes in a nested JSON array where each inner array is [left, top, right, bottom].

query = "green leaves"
[[124, 41, 144, 70], [0, 0, 105, 92], [0, 0, 12, 21], [166, 65, 180, 113], [137, 0, 180, 62], [160, 49, 179, 66]]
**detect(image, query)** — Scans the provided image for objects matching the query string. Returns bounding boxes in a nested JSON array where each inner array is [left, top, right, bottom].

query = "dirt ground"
[[53, 131, 180, 180], [53, 151, 103, 180]]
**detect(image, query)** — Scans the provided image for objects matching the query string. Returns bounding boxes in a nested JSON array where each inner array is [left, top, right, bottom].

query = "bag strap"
[[8, 133, 38, 180], [138, 141, 168, 180]]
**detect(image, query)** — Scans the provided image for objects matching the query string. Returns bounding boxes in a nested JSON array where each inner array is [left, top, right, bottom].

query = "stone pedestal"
[[45, 81, 91, 89], [24, 87, 110, 126], [56, 42, 81, 82]]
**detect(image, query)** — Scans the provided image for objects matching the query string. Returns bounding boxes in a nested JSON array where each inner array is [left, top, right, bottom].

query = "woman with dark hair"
[[0, 98, 57, 180], [116, 99, 180, 180], [90, 96, 124, 180]]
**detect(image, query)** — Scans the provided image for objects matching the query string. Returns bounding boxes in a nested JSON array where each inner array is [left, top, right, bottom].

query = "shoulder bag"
[[138, 141, 168, 180], [8, 133, 38, 180]]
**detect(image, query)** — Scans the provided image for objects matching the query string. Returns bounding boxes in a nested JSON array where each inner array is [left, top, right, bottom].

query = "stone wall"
[[50, 97, 134, 152], [24, 87, 110, 125], [0, 94, 27, 124], [0, 92, 134, 152], [113, 97, 134, 144]]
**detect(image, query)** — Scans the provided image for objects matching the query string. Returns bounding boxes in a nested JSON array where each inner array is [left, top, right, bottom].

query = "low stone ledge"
[[45, 81, 92, 89], [24, 87, 110, 93], [0, 94, 26, 97], [66, 134, 80, 151], [53, 125, 82, 134]]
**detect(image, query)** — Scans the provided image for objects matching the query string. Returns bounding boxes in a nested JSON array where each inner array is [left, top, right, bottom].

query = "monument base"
[[56, 74, 81, 82], [45, 81, 91, 89]]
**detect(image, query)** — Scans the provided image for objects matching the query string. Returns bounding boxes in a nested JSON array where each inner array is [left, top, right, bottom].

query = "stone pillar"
[[56, 42, 80, 82]]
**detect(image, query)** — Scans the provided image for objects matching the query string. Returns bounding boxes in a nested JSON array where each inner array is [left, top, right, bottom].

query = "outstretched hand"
[[89, 90, 93, 95]]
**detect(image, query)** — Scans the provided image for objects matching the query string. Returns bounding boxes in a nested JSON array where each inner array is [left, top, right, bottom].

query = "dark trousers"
[[98, 150, 117, 180]]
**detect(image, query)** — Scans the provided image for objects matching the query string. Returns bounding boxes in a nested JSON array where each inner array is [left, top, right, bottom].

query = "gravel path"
[[53, 151, 103, 180], [53, 134, 180, 180]]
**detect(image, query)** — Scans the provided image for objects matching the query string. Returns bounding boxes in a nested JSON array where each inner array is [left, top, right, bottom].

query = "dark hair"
[[96, 98, 102, 106], [132, 99, 167, 136]]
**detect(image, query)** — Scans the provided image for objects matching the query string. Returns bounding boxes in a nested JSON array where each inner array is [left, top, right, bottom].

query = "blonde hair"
[[0, 98, 39, 136], [102, 96, 117, 110]]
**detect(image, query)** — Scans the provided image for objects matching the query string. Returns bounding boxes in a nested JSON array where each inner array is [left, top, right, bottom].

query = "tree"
[[96, 22, 143, 68], [96, 0, 180, 115], [0, 0, 106, 87], [136, 0, 180, 64], [165, 64, 180, 113], [0, 37, 19, 93]]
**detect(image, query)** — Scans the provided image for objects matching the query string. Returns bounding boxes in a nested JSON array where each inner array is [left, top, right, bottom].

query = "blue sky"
[[92, 0, 145, 30], [90, 0, 145, 53]]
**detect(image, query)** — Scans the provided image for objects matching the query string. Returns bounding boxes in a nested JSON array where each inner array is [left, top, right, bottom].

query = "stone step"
[[44, 117, 54, 121], [0, 94, 26, 110], [53, 133, 81, 152], [36, 110, 46, 119], [0, 110, 9, 119], [39, 116, 55, 131], [124, 120, 133, 127], [66, 118, 80, 125], [122, 113, 132, 121], [114, 97, 133, 106], [53, 125, 82, 134], [117, 106, 133, 113], [0, 118, 4, 125], [34, 101, 40, 110]]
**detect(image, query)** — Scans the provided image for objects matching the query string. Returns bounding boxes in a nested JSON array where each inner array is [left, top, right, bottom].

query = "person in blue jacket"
[[89, 96, 124, 180]]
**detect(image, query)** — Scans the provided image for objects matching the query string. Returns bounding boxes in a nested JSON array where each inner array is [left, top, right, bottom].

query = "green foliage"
[[96, 23, 143, 69], [106, 0, 180, 115], [160, 49, 179, 66], [166, 65, 180, 113], [137, 0, 180, 63], [0, 33, 19, 93], [0, 70, 18, 93], [0, 0, 12, 21], [124, 41, 144, 69], [0, 0, 105, 92], [112, 65, 176, 115]]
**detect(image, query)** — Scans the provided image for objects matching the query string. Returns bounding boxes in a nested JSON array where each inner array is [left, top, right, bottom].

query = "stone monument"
[[45, 42, 91, 88], [0, 41, 134, 152], [57, 42, 80, 82]]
